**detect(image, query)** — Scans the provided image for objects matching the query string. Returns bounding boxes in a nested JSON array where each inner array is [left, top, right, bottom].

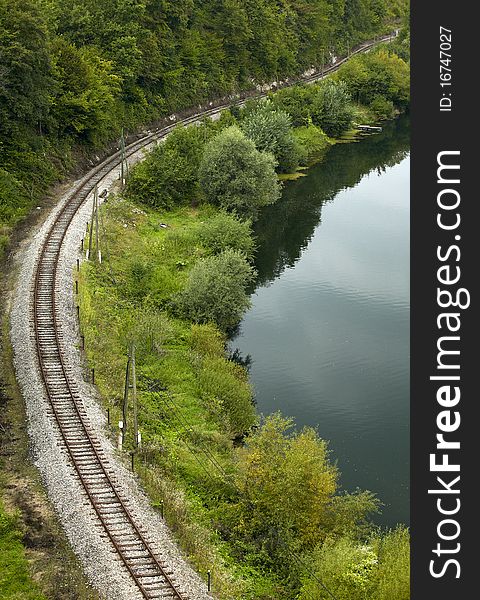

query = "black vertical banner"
[[411, 3, 478, 599]]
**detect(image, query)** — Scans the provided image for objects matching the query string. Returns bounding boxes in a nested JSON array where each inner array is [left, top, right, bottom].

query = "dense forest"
[[0, 0, 408, 252]]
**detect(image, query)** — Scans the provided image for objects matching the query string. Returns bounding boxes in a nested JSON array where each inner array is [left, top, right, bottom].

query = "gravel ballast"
[[9, 144, 213, 600]]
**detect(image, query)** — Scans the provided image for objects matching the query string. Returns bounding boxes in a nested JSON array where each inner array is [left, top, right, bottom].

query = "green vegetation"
[[0, 0, 408, 254], [196, 212, 256, 259], [123, 42, 410, 219], [299, 526, 410, 600], [333, 48, 410, 113], [310, 80, 355, 137], [0, 501, 45, 599], [77, 37, 410, 595], [199, 126, 281, 216], [240, 101, 301, 173], [174, 249, 256, 332]]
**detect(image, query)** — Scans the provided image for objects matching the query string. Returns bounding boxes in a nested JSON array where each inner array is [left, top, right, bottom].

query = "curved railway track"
[[29, 32, 395, 600]]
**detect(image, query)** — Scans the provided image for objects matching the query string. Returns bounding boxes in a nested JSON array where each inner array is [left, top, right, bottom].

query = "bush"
[[311, 80, 354, 137], [370, 526, 410, 600], [268, 86, 315, 126], [198, 126, 281, 218], [298, 526, 410, 600], [0, 169, 30, 224], [335, 49, 410, 110], [126, 124, 209, 209], [197, 356, 256, 436], [369, 96, 396, 120], [197, 212, 256, 259], [189, 323, 225, 358], [228, 414, 339, 565], [293, 125, 330, 164], [299, 537, 378, 600], [174, 249, 256, 330], [240, 101, 300, 173]]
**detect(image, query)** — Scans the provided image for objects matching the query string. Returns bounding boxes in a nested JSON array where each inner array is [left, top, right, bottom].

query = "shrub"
[[268, 86, 315, 126], [189, 323, 225, 358], [240, 101, 300, 172], [311, 80, 354, 137], [298, 537, 378, 600], [198, 126, 281, 218], [369, 96, 396, 120], [298, 526, 410, 600], [335, 49, 410, 110], [197, 356, 256, 436], [293, 124, 330, 164], [126, 124, 209, 209], [227, 414, 339, 566], [0, 169, 30, 224], [370, 526, 410, 600], [174, 249, 256, 330], [197, 212, 256, 259]]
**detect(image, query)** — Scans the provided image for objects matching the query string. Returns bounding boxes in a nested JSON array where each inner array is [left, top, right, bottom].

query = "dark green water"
[[232, 116, 410, 526]]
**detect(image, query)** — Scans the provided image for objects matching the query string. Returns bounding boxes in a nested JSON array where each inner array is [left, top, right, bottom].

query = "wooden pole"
[[122, 352, 130, 444], [99, 201, 111, 267], [132, 344, 138, 449], [94, 186, 101, 263], [120, 128, 125, 186], [87, 191, 95, 260]]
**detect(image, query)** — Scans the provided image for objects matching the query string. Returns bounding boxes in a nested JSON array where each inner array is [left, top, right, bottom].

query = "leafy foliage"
[[125, 124, 212, 209], [299, 537, 379, 600], [196, 212, 256, 259], [174, 248, 256, 330], [335, 48, 410, 113], [298, 526, 410, 600], [293, 125, 331, 164], [241, 101, 300, 173], [232, 415, 339, 556], [199, 126, 281, 217], [197, 356, 257, 436], [310, 80, 355, 137]]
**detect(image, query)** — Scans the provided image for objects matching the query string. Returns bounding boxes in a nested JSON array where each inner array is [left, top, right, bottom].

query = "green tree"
[[298, 526, 410, 600], [0, 0, 53, 136], [174, 249, 256, 330], [241, 100, 300, 172], [335, 49, 410, 109], [126, 123, 210, 208], [229, 414, 339, 564], [268, 85, 316, 126], [51, 39, 121, 142], [311, 80, 355, 137], [199, 126, 280, 217]]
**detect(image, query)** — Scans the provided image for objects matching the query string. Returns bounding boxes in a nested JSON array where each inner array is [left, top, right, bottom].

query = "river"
[[231, 115, 410, 526]]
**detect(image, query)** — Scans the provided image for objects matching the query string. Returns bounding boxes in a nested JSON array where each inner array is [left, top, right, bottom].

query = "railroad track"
[[30, 32, 395, 600]]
